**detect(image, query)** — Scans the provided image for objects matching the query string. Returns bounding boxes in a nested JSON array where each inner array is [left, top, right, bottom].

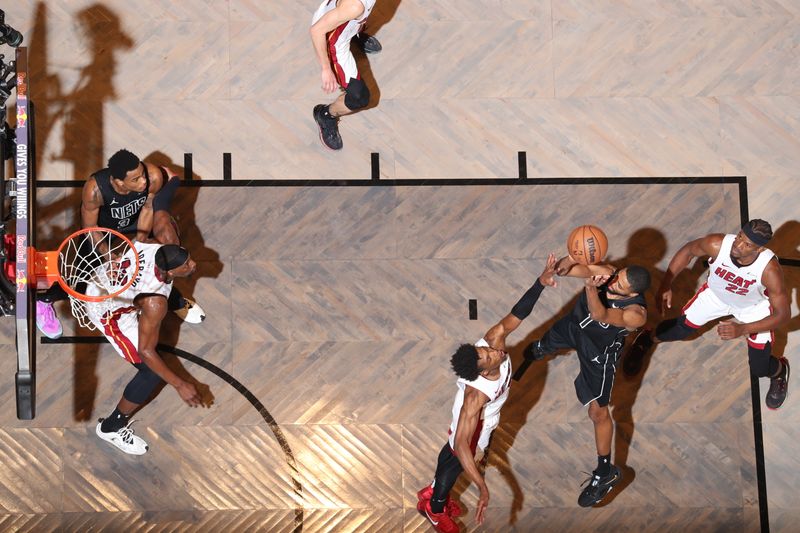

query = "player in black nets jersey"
[[36, 149, 204, 338], [522, 256, 650, 507]]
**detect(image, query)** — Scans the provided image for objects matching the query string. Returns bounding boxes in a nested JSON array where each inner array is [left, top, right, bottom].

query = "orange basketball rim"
[[32, 227, 140, 302]]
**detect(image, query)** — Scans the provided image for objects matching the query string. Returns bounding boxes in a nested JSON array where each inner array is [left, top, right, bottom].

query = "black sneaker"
[[523, 339, 547, 361], [578, 465, 622, 507], [313, 104, 343, 150], [623, 329, 654, 377], [766, 358, 790, 410], [355, 33, 382, 54]]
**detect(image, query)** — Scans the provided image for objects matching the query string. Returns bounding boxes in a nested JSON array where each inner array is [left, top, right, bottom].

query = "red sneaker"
[[417, 498, 460, 533], [416, 485, 462, 517]]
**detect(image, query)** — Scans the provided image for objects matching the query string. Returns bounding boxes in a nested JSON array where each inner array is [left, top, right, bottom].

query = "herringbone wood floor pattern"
[[2, 0, 798, 531]]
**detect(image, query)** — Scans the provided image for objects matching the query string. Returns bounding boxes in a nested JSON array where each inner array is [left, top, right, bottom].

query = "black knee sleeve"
[[748, 342, 777, 378], [344, 78, 370, 110], [167, 287, 185, 311], [654, 315, 696, 342], [123, 363, 163, 404], [431, 443, 464, 512]]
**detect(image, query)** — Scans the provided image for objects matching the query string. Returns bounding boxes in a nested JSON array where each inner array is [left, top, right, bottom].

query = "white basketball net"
[[58, 230, 137, 331]]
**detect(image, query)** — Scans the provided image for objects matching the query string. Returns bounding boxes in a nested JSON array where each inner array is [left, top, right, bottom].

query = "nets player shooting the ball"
[[519, 229, 651, 507]]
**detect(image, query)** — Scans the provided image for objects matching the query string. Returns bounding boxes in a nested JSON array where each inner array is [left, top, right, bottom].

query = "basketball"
[[566, 225, 608, 265]]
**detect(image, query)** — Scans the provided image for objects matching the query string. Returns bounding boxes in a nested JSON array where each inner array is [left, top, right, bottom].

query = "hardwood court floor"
[[0, 180, 762, 531]]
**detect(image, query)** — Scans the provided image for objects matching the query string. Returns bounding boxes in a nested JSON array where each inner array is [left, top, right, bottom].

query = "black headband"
[[742, 224, 770, 247], [156, 245, 189, 271]]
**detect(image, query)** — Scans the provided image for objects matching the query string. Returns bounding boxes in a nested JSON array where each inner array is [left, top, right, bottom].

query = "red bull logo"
[[16, 105, 27, 128], [16, 270, 26, 293]]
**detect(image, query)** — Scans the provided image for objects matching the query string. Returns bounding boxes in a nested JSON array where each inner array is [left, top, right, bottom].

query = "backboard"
[[13, 46, 35, 420]]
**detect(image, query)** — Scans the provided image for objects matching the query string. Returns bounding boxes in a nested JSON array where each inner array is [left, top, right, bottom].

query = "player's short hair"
[[625, 265, 651, 294], [743, 219, 773, 245], [108, 149, 141, 179], [451, 344, 480, 381], [155, 244, 189, 272]]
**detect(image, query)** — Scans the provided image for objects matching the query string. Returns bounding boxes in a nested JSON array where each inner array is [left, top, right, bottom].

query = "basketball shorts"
[[683, 283, 773, 348], [329, 40, 359, 88], [540, 315, 621, 407], [87, 303, 142, 364]]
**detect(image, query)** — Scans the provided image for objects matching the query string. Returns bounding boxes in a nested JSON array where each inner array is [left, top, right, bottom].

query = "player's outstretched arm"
[[658, 233, 723, 312], [137, 295, 202, 407], [484, 253, 557, 350], [453, 386, 491, 525], [554, 255, 615, 278]]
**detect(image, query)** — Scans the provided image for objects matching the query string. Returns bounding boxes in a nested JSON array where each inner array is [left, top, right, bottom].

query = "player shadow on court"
[[768, 221, 800, 357], [140, 150, 225, 407], [27, 2, 133, 183], [25, 2, 134, 420], [600, 228, 695, 504]]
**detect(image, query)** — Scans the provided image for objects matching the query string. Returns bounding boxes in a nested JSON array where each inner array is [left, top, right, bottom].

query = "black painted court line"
[[35, 175, 748, 188], [518, 151, 527, 179], [371, 153, 380, 181], [468, 299, 477, 320], [223, 153, 232, 181], [42, 335, 304, 532], [184, 153, 193, 181], [738, 180, 770, 533]]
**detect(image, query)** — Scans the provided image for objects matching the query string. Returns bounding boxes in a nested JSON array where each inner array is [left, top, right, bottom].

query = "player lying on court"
[[86, 242, 204, 455], [521, 252, 650, 507], [417, 254, 557, 533]]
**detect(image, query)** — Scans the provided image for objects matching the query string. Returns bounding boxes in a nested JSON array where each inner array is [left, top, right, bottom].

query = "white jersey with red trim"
[[86, 241, 173, 307], [707, 234, 773, 309], [84, 242, 172, 363], [311, 0, 375, 85], [447, 338, 512, 451]]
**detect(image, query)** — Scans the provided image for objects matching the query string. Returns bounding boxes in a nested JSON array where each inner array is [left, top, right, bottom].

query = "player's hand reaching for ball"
[[555, 255, 578, 276], [539, 253, 558, 287], [585, 274, 609, 288], [176, 381, 202, 407]]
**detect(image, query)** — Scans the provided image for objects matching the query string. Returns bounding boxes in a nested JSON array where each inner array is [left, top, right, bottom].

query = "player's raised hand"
[[585, 274, 609, 287], [539, 252, 558, 287]]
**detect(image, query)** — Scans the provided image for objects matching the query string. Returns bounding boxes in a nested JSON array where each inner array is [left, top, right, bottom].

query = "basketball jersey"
[[448, 338, 512, 450], [311, 0, 376, 64], [86, 242, 173, 310], [93, 165, 154, 234], [707, 234, 773, 308], [570, 273, 646, 353]]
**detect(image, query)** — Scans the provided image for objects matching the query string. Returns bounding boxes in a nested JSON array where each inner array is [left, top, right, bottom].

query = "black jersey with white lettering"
[[93, 165, 152, 234], [569, 273, 647, 352]]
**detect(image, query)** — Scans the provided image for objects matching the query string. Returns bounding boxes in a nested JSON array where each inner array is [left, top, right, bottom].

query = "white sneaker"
[[173, 297, 206, 324], [96, 420, 149, 455]]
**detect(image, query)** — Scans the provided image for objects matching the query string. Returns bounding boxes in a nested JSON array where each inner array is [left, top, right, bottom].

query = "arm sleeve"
[[152, 173, 180, 212], [510, 279, 545, 320]]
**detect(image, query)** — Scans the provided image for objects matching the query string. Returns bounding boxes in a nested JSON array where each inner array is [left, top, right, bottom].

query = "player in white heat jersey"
[[310, 0, 378, 150], [624, 219, 791, 409], [86, 243, 203, 455], [416, 254, 557, 533]]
